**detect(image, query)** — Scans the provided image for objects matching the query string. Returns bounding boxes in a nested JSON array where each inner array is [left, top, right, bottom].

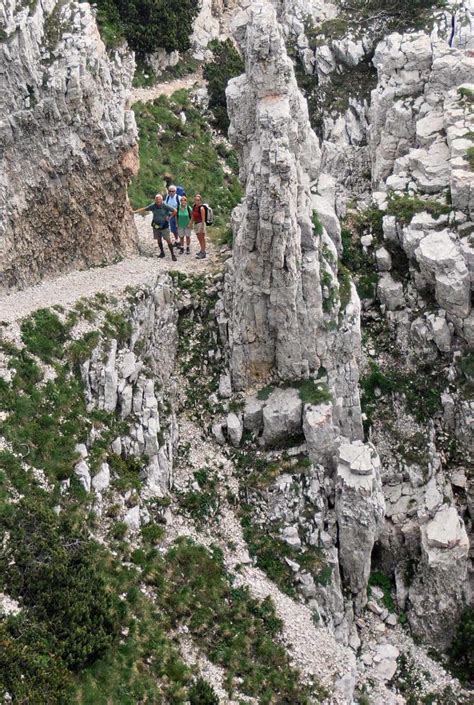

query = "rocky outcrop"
[[81, 277, 178, 496], [0, 0, 138, 291], [335, 441, 385, 613], [407, 505, 470, 649], [224, 1, 363, 440]]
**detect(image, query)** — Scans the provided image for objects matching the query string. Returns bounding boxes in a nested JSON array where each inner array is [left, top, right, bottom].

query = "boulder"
[[226, 412, 243, 447], [262, 387, 303, 446], [74, 459, 91, 493], [378, 273, 404, 310], [415, 231, 470, 319], [92, 462, 110, 492], [124, 505, 141, 532], [375, 247, 392, 271], [243, 394, 265, 433]]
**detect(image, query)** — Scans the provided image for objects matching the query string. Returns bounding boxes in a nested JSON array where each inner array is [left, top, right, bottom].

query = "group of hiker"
[[132, 186, 210, 262]]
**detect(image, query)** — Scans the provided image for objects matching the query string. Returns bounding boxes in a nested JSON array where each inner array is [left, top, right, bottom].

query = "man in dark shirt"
[[133, 194, 177, 261]]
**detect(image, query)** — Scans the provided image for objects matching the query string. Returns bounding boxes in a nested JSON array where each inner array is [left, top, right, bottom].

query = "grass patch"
[[368, 570, 396, 611], [360, 361, 445, 430], [241, 510, 331, 598], [465, 145, 474, 171], [386, 192, 451, 225], [294, 378, 332, 405], [156, 538, 322, 702], [129, 92, 241, 229], [177, 467, 220, 525]]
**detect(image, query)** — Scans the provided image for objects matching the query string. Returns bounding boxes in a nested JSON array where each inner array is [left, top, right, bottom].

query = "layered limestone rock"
[[224, 1, 363, 439], [407, 506, 470, 649], [369, 33, 474, 338], [81, 277, 178, 496], [335, 442, 385, 613], [0, 0, 138, 291]]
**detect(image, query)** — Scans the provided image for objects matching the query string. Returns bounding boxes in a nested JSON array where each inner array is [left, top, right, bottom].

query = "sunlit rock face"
[[0, 0, 138, 290]]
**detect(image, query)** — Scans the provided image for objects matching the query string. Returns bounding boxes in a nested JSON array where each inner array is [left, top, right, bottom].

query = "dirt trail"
[[0, 72, 214, 324], [0, 220, 218, 324], [131, 70, 203, 104]]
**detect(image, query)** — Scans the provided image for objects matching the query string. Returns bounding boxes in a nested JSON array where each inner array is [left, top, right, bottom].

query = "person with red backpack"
[[192, 194, 207, 259]]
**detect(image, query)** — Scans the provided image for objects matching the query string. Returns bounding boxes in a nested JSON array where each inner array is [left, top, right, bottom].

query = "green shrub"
[[188, 678, 219, 705], [94, 0, 199, 55], [0, 615, 72, 704], [1, 499, 122, 671], [294, 378, 332, 405], [368, 570, 395, 611], [387, 193, 451, 225], [20, 308, 69, 362], [257, 385, 274, 401], [312, 210, 323, 236], [203, 39, 244, 133], [449, 607, 474, 684], [465, 145, 474, 170], [157, 538, 317, 702]]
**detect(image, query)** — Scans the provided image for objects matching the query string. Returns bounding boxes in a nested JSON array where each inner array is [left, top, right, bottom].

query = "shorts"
[[195, 222, 206, 235], [152, 226, 171, 243], [178, 226, 192, 239], [169, 215, 178, 236]]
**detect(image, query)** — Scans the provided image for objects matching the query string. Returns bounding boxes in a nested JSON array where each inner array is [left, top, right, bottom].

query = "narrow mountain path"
[[0, 221, 218, 323], [0, 71, 215, 324], [131, 70, 203, 104]]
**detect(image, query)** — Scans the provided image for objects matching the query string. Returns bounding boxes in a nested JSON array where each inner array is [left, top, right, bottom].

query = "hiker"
[[192, 194, 207, 259], [176, 195, 193, 254], [132, 194, 177, 261], [164, 184, 180, 246]]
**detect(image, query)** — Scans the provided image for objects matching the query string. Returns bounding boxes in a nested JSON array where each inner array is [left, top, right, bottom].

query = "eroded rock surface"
[[0, 0, 138, 290]]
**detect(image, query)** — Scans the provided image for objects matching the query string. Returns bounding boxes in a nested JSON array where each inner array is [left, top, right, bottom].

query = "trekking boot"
[[172, 253, 177, 262], [186, 247, 190, 254], [179, 247, 185, 254], [158, 250, 165, 258], [196, 251, 207, 259]]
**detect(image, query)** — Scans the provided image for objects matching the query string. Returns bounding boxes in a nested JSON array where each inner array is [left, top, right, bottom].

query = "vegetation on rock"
[[94, 0, 199, 55], [203, 39, 245, 133]]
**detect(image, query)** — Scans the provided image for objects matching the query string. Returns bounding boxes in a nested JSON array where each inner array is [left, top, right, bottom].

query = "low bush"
[[94, 0, 199, 55], [203, 39, 244, 133], [156, 538, 318, 702]]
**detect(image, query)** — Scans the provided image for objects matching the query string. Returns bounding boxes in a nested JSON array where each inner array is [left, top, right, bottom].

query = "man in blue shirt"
[[133, 194, 177, 261], [164, 184, 181, 247]]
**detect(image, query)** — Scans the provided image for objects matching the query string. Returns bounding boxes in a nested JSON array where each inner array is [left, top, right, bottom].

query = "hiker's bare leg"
[[197, 230, 205, 253]]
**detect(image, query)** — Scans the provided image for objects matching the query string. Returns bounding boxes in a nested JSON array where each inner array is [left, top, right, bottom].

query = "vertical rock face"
[[225, 1, 322, 388], [224, 2, 363, 442], [407, 506, 469, 649], [0, 0, 138, 291], [335, 442, 385, 613]]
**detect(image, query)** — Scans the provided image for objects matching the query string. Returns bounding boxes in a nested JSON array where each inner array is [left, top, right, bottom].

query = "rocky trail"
[[0, 70, 214, 325], [131, 70, 204, 104], [0, 223, 218, 324]]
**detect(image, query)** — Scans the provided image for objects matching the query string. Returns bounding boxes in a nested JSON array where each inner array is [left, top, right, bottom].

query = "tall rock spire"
[[225, 1, 363, 440]]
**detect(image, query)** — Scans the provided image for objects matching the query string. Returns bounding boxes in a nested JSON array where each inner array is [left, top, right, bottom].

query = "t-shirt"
[[177, 205, 192, 228], [192, 204, 203, 223], [165, 194, 179, 211], [146, 202, 174, 227]]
